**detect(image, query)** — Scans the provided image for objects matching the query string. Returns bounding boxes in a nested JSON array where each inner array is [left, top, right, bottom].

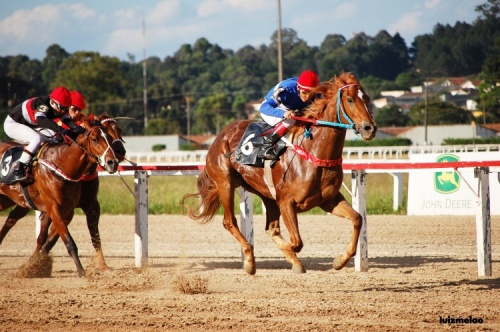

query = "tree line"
[[0, 0, 499, 138]]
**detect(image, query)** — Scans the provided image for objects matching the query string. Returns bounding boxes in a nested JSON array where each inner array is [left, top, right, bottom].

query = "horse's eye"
[[347, 97, 354, 103]]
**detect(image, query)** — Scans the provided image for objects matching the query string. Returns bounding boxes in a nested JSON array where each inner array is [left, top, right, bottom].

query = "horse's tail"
[[181, 169, 220, 224]]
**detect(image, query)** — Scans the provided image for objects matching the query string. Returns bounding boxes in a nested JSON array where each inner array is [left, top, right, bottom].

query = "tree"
[[375, 105, 410, 127], [55, 51, 128, 101], [42, 44, 69, 86], [478, 47, 500, 121], [408, 98, 473, 125]]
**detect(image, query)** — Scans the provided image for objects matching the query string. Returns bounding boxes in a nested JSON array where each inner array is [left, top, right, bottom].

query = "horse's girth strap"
[[21, 183, 38, 210], [263, 160, 276, 199]]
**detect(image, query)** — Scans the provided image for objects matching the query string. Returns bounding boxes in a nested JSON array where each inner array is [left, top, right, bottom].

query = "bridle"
[[69, 126, 117, 167], [292, 83, 363, 134], [100, 118, 125, 145]]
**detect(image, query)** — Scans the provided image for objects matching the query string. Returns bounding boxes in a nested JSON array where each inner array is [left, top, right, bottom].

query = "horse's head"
[[310, 72, 377, 140], [78, 119, 119, 173], [95, 113, 126, 163]]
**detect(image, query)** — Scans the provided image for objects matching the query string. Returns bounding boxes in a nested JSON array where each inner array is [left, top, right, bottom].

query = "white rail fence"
[[126, 144, 500, 164], [98, 160, 500, 277]]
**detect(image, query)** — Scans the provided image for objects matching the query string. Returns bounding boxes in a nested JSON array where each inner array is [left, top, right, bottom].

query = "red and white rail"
[[98, 160, 499, 277]]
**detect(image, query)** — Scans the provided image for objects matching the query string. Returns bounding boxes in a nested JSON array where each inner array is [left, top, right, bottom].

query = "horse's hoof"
[[77, 270, 86, 278], [99, 266, 112, 273], [243, 262, 256, 275], [332, 255, 346, 270], [292, 263, 306, 274]]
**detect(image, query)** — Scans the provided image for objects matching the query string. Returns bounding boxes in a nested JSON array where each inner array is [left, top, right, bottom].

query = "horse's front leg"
[[79, 178, 108, 271], [272, 200, 305, 273], [80, 199, 109, 271], [321, 193, 362, 270], [48, 208, 85, 277], [219, 186, 255, 275], [33, 211, 52, 255]]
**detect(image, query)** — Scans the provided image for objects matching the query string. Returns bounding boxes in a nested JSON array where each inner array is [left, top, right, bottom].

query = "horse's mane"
[[79, 117, 102, 132], [95, 112, 112, 122], [302, 71, 360, 119]]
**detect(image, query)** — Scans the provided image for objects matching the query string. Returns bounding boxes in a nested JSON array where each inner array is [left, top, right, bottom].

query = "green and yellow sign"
[[434, 154, 460, 194]]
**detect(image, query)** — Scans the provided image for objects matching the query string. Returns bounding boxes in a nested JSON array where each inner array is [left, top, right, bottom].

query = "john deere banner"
[[407, 152, 500, 215]]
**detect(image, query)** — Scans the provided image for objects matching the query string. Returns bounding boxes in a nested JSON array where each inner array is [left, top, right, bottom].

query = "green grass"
[[96, 172, 408, 215]]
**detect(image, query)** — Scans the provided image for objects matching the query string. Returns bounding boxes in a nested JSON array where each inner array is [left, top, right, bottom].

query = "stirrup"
[[13, 162, 31, 183]]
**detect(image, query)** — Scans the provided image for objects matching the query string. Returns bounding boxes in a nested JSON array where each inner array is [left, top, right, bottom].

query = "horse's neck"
[[301, 126, 346, 159], [39, 142, 94, 179]]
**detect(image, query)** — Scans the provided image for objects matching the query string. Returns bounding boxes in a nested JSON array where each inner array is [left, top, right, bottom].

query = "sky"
[[0, 0, 485, 62]]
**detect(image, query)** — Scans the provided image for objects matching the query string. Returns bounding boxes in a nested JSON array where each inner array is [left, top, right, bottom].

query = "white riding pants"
[[260, 113, 296, 128], [4, 115, 52, 163]]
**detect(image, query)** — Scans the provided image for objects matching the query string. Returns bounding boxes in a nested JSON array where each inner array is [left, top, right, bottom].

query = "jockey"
[[258, 70, 319, 160], [69, 90, 86, 124], [55, 90, 86, 129], [4, 86, 81, 182]]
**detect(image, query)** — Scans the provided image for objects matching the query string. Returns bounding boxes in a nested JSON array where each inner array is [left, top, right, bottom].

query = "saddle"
[[0, 146, 36, 185], [235, 122, 287, 167]]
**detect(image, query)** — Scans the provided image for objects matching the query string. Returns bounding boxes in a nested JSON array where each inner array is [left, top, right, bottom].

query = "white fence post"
[[391, 172, 403, 211], [239, 188, 254, 261], [352, 170, 368, 272], [134, 170, 148, 267], [475, 167, 492, 276]]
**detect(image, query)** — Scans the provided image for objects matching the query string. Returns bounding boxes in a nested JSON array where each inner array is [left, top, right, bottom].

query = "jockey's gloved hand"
[[60, 129, 71, 136], [72, 126, 85, 135], [49, 134, 63, 144]]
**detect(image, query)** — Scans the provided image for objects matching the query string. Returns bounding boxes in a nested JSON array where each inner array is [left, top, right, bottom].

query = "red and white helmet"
[[297, 70, 319, 91], [49, 86, 71, 107], [70, 90, 86, 110]]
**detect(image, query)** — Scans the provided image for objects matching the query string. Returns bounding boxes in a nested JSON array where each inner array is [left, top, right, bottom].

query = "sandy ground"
[[0, 213, 499, 331]]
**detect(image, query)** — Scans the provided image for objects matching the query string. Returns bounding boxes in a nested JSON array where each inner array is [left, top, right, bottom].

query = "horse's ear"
[[88, 114, 95, 121]]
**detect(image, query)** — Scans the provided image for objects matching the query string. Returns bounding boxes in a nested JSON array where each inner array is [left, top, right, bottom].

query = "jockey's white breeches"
[[260, 113, 296, 128], [4, 115, 54, 163]]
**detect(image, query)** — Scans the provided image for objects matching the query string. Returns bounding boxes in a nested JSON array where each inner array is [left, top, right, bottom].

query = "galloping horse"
[[34, 113, 127, 272], [183, 72, 377, 274], [0, 118, 119, 276]]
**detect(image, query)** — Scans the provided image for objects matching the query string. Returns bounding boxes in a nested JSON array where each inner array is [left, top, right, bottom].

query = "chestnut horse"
[[183, 72, 377, 275], [34, 113, 127, 271], [0, 118, 119, 276]]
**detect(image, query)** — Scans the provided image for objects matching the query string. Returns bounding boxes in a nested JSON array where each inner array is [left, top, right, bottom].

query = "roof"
[[480, 124, 500, 133]]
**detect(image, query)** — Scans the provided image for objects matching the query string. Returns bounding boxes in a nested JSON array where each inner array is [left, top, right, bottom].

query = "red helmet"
[[70, 90, 86, 110], [297, 70, 319, 91], [49, 86, 71, 107]]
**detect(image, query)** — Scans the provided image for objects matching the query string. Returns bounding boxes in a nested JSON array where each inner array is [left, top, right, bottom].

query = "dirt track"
[[1, 214, 499, 331]]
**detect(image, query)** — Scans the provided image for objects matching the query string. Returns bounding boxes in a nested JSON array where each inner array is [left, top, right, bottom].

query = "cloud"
[[197, 0, 271, 17], [387, 11, 422, 38], [0, 3, 97, 57], [424, 0, 442, 9], [333, 2, 357, 19], [147, 0, 181, 25]]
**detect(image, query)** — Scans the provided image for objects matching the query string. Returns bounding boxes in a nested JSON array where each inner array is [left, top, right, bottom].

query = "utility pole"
[[424, 79, 428, 145], [186, 97, 191, 144], [142, 18, 148, 129], [277, 0, 283, 82]]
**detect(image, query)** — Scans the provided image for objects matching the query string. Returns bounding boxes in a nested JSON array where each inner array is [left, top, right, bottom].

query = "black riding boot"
[[258, 131, 284, 161], [13, 161, 28, 182]]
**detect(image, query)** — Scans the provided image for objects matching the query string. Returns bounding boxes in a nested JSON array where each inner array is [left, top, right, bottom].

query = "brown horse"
[[183, 72, 377, 274], [0, 118, 119, 276], [33, 113, 127, 272]]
